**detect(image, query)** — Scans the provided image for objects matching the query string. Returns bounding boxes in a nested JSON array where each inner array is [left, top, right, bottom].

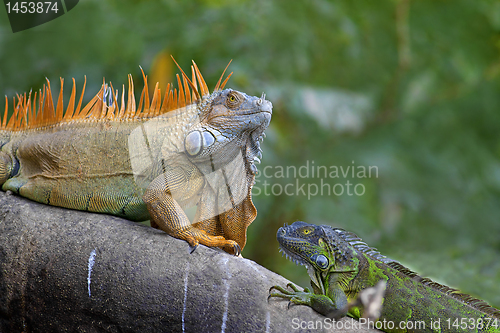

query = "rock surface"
[[0, 191, 380, 332]]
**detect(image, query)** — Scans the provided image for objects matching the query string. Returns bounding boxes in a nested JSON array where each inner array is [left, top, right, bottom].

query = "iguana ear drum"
[[202, 131, 215, 147], [185, 130, 203, 157], [312, 254, 329, 269], [185, 130, 216, 157]]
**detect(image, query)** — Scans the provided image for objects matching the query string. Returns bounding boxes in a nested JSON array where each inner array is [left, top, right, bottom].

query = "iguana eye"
[[302, 227, 313, 235], [314, 254, 329, 269], [226, 91, 242, 108]]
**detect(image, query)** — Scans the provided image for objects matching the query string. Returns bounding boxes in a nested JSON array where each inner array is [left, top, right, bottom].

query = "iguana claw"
[[189, 244, 198, 254], [233, 243, 241, 256]]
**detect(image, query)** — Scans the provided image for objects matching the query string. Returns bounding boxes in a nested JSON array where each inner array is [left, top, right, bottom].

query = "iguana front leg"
[[268, 283, 348, 319], [143, 169, 240, 255]]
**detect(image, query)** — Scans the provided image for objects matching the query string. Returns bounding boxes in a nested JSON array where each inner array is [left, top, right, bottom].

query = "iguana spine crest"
[[2, 58, 233, 132], [334, 228, 500, 319]]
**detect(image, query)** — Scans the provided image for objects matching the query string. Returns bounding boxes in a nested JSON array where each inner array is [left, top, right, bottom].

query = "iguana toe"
[[177, 227, 241, 255], [269, 285, 294, 295]]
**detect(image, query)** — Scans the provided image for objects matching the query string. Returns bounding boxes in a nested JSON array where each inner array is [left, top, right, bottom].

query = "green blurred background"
[[1, 0, 499, 308]]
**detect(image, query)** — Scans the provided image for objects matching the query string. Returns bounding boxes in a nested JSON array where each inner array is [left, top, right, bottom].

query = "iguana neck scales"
[[0, 59, 272, 255], [270, 221, 500, 332]]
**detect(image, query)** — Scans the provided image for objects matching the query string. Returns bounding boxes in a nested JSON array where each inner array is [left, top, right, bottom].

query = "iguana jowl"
[[269, 221, 500, 332], [0, 59, 272, 255]]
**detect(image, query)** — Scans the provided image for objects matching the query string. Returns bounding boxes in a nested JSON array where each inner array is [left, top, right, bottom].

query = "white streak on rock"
[[265, 311, 271, 333], [182, 262, 190, 333], [87, 249, 97, 297], [220, 257, 232, 333]]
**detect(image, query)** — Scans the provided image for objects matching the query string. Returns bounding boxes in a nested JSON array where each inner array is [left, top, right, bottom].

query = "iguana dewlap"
[[0, 60, 272, 255]]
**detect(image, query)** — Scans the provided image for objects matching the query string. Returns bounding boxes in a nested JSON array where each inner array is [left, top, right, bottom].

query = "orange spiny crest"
[[182, 75, 192, 105], [159, 83, 170, 115], [138, 66, 150, 118], [63, 78, 76, 121], [22, 92, 29, 129], [98, 79, 107, 120], [190, 65, 198, 96], [176, 74, 186, 108], [81, 83, 104, 120], [16, 94, 26, 129], [137, 84, 145, 119], [0, 58, 232, 132], [192, 60, 209, 97], [106, 82, 118, 120], [118, 84, 126, 119], [56, 78, 64, 122], [2, 96, 8, 128], [214, 60, 232, 91], [74, 76, 87, 119], [150, 82, 162, 116], [124, 74, 136, 118], [43, 79, 55, 127], [7, 95, 20, 130], [170, 55, 200, 102]]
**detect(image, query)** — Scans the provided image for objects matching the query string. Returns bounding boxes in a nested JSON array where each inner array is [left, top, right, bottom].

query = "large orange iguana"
[[0, 59, 272, 255]]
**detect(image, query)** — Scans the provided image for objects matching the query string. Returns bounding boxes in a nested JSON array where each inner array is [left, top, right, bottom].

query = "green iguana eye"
[[302, 228, 313, 235], [314, 254, 329, 269]]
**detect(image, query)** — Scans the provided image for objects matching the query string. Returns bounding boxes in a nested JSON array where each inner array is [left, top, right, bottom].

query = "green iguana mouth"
[[276, 223, 313, 268]]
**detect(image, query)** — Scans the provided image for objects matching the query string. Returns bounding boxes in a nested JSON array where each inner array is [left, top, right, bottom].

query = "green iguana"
[[0, 59, 272, 255], [269, 221, 500, 332]]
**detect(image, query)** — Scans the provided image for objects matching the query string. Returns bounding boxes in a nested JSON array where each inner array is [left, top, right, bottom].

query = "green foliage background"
[[1, 0, 499, 308]]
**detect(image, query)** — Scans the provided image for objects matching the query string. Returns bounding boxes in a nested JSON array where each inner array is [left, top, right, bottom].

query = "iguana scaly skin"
[[0, 59, 272, 255], [269, 221, 500, 332]]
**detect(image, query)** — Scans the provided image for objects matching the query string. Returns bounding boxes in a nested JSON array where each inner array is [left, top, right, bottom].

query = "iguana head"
[[162, 59, 273, 251], [277, 221, 357, 293], [184, 88, 272, 173]]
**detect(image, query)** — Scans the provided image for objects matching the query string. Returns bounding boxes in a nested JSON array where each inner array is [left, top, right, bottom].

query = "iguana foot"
[[269, 283, 342, 318], [268, 283, 312, 308], [171, 227, 241, 256]]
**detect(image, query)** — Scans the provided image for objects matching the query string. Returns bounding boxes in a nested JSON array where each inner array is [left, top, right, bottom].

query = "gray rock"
[[0, 191, 380, 332]]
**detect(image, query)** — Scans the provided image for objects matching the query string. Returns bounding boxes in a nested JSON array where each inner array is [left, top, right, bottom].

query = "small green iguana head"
[[277, 221, 357, 292]]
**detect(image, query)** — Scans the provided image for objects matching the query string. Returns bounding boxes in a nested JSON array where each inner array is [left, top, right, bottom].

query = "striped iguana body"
[[0, 60, 272, 255], [269, 221, 500, 332]]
